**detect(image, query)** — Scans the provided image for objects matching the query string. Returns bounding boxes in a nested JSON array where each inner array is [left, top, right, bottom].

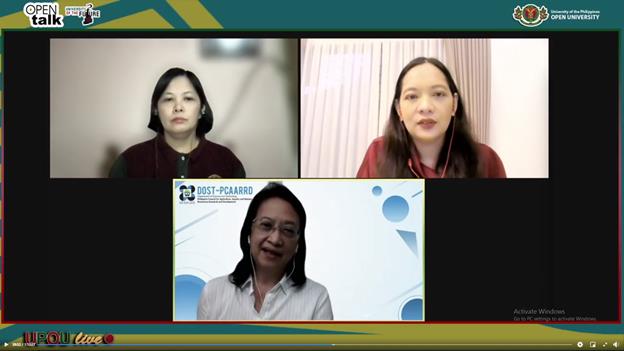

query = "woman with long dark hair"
[[357, 57, 505, 178], [197, 182, 333, 320]]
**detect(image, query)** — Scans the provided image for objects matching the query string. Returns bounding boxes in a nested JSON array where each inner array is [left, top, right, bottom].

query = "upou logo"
[[23, 331, 70, 345], [23, 331, 114, 345], [513, 4, 549, 27]]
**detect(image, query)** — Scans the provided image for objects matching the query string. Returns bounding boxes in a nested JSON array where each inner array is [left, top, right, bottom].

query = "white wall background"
[[50, 39, 298, 178], [490, 39, 549, 178]]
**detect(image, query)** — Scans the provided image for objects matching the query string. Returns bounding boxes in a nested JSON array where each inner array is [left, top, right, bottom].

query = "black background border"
[[2, 31, 620, 322]]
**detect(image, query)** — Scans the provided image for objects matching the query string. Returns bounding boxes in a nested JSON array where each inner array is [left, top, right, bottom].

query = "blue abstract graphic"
[[396, 230, 419, 257], [175, 275, 206, 321], [382, 196, 409, 222], [400, 298, 423, 320], [372, 186, 382, 196]]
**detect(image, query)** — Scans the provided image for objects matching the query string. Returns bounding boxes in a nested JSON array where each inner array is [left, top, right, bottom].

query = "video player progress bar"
[[6, 343, 576, 347]]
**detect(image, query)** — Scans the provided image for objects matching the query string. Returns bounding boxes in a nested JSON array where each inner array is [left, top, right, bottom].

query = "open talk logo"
[[23, 2, 64, 27], [371, 185, 423, 321]]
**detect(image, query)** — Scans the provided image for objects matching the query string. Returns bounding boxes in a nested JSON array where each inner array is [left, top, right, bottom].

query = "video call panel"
[[1, 31, 619, 322]]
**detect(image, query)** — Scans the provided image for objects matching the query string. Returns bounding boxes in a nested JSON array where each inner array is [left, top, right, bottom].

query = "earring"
[[295, 244, 299, 253], [247, 236, 251, 244]]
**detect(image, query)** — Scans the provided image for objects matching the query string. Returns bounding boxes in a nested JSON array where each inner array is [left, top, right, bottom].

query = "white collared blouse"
[[196, 275, 333, 320]]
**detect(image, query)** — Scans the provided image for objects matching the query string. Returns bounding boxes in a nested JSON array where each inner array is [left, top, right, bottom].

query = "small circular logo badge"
[[513, 4, 549, 27]]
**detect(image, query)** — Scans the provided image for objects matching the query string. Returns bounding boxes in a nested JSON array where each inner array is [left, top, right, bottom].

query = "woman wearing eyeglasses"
[[197, 182, 333, 320]]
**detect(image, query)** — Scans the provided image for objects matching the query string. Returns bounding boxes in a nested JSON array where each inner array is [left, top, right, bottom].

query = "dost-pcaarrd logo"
[[513, 4, 549, 27]]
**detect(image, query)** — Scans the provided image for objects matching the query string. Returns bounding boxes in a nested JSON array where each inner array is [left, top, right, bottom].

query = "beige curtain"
[[301, 39, 382, 178], [444, 39, 491, 143], [301, 39, 445, 178], [300, 39, 491, 177]]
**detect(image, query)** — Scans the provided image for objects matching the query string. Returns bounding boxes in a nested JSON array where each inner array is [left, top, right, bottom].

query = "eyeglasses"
[[252, 218, 299, 239]]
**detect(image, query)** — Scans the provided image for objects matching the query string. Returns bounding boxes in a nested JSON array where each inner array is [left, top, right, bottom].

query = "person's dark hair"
[[229, 182, 307, 287], [147, 67, 213, 136], [379, 57, 482, 177]]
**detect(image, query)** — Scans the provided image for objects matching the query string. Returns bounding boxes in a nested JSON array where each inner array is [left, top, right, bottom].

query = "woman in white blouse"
[[197, 182, 333, 320]]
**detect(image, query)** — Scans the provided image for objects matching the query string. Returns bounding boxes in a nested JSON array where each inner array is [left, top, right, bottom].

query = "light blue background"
[[174, 180, 425, 321]]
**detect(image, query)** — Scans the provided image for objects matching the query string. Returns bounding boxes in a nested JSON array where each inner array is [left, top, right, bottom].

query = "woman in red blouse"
[[357, 57, 505, 178]]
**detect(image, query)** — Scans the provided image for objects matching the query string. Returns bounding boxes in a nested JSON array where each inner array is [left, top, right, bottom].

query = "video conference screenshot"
[[1, 31, 619, 326]]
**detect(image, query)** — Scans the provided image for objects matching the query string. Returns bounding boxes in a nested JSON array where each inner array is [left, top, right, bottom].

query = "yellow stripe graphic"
[[167, 0, 222, 28], [0, 12, 30, 29], [92, 9, 172, 29]]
